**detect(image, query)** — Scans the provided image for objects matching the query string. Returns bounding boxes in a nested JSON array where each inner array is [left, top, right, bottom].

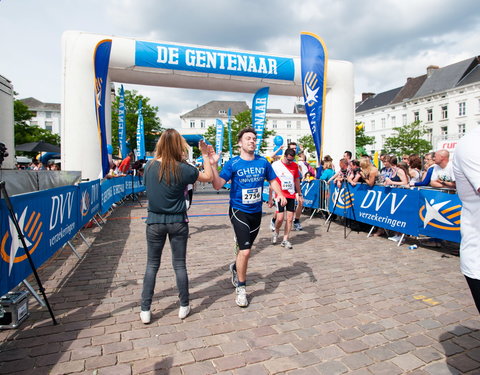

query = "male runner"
[[270, 142, 305, 231], [270, 148, 303, 249], [210, 127, 286, 307]]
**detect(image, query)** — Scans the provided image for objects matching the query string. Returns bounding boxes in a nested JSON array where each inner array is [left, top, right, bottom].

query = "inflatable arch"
[[62, 31, 354, 181]]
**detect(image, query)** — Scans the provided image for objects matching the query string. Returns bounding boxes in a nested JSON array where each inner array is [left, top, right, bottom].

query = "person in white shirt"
[[430, 149, 456, 189], [453, 127, 480, 313]]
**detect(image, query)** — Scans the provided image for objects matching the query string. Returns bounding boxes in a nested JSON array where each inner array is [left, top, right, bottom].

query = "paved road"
[[0, 185, 478, 374]]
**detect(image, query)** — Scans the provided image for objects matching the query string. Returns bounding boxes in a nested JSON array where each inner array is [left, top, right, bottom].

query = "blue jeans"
[[141, 222, 189, 311]]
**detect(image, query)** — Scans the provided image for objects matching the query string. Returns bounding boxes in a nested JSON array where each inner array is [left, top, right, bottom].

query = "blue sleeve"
[[219, 160, 233, 182], [414, 167, 433, 186], [265, 161, 277, 181]]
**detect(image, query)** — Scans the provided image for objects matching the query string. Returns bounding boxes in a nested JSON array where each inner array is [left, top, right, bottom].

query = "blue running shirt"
[[220, 155, 277, 213]]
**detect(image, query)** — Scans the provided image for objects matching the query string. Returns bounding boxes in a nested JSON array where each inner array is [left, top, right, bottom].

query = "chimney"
[[427, 65, 439, 77], [362, 92, 375, 101]]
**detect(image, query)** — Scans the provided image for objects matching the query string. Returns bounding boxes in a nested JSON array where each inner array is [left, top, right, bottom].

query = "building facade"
[[356, 56, 480, 155], [179, 100, 311, 155], [20, 97, 61, 136]]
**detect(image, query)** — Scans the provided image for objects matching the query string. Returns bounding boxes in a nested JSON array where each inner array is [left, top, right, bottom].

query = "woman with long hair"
[[140, 129, 213, 323], [384, 156, 409, 187]]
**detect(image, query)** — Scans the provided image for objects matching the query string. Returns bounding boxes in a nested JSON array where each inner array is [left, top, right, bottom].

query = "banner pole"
[[0, 181, 57, 325]]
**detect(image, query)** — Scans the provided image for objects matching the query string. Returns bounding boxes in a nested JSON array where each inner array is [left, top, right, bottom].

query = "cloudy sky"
[[1, 0, 479, 127]]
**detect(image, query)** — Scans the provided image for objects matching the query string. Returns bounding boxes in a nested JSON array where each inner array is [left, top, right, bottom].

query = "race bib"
[[281, 180, 294, 191], [242, 187, 261, 204]]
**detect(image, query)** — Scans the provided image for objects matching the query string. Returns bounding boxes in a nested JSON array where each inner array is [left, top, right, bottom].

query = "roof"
[[180, 100, 249, 118], [390, 74, 427, 104], [413, 57, 477, 98], [456, 63, 480, 86], [20, 97, 61, 111], [355, 87, 402, 112]]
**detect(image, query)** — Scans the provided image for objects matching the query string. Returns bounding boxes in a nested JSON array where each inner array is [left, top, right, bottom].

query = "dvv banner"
[[300, 32, 328, 161], [0, 186, 79, 296], [328, 182, 419, 236], [93, 39, 112, 178], [252, 87, 269, 154], [118, 85, 127, 159], [215, 119, 224, 155], [79, 180, 101, 228], [136, 100, 146, 160], [135, 41, 295, 81]]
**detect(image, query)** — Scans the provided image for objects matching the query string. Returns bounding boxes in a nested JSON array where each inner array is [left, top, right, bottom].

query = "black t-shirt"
[[143, 160, 199, 224]]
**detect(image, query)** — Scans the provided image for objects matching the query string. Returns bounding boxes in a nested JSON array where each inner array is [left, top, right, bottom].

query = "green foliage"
[[383, 121, 432, 156], [14, 99, 60, 156], [111, 88, 164, 156], [203, 110, 275, 155], [355, 121, 375, 149], [297, 134, 315, 157]]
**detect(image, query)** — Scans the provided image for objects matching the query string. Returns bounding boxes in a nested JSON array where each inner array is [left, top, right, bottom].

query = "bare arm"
[[207, 148, 227, 190], [196, 141, 213, 183], [294, 177, 304, 205], [269, 179, 287, 206]]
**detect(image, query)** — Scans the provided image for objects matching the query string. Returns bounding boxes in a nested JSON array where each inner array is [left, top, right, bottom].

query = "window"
[[458, 123, 466, 136], [391, 116, 396, 127], [441, 126, 448, 139], [190, 120, 195, 128], [458, 102, 466, 116], [218, 110, 226, 115], [286, 120, 291, 129], [426, 128, 433, 143], [30, 120, 38, 126], [272, 120, 277, 129], [45, 121, 53, 131], [286, 138, 292, 144], [414, 111, 419, 122], [402, 114, 407, 125], [370, 120, 375, 131], [200, 120, 205, 128], [381, 118, 386, 129], [427, 109, 433, 122], [441, 105, 448, 119], [45, 111, 52, 119], [296, 120, 301, 129]]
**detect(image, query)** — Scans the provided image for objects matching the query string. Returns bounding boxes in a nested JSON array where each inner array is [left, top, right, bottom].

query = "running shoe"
[[270, 218, 276, 231], [293, 222, 303, 231], [235, 286, 248, 307], [281, 240, 293, 249], [140, 310, 151, 324], [229, 262, 238, 288], [272, 232, 278, 244], [388, 235, 402, 242], [178, 305, 191, 319]]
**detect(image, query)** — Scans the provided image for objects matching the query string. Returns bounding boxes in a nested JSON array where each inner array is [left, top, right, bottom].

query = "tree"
[[383, 121, 432, 156], [355, 121, 375, 150], [14, 99, 61, 156], [203, 110, 275, 156], [297, 134, 315, 156], [111, 89, 164, 156]]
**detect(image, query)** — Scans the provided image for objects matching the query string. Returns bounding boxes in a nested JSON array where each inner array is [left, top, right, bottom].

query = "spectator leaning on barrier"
[[320, 160, 335, 181], [331, 158, 349, 188], [453, 126, 480, 314], [384, 156, 409, 187], [414, 152, 435, 187], [429, 149, 456, 189], [379, 155, 393, 182], [408, 154, 422, 185], [359, 156, 379, 187]]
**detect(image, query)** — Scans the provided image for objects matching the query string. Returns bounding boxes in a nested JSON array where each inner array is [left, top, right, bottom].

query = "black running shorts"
[[229, 207, 262, 250], [275, 198, 296, 213]]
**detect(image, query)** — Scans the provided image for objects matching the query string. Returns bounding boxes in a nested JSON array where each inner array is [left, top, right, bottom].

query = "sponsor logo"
[[81, 190, 90, 217], [303, 71, 320, 107], [418, 198, 461, 231], [332, 187, 354, 209], [1, 207, 43, 275]]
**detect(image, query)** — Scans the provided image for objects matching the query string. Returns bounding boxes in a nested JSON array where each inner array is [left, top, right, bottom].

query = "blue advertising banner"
[[118, 85, 127, 159], [252, 87, 269, 154], [301, 180, 321, 208], [93, 39, 113, 178], [328, 182, 419, 236], [125, 175, 146, 195], [228, 108, 233, 159], [135, 41, 295, 81], [0, 186, 79, 296], [215, 119, 224, 155], [79, 180, 101, 227], [300, 32, 327, 161], [417, 189, 461, 243], [136, 100, 146, 160]]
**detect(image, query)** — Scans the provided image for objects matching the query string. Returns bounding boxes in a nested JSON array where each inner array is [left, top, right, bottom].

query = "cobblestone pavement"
[[0, 185, 478, 374]]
